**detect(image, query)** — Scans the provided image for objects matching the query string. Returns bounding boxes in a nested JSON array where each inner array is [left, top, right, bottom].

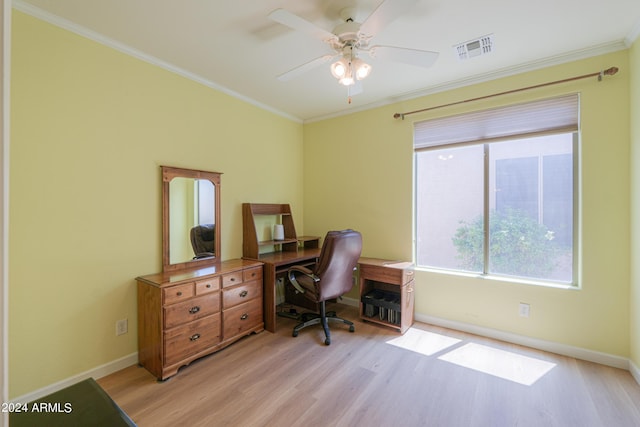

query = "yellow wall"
[[305, 51, 631, 355], [630, 36, 640, 369], [9, 12, 304, 397], [10, 10, 638, 398]]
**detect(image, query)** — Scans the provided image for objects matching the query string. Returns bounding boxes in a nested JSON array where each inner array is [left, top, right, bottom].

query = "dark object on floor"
[[10, 377, 136, 427], [277, 307, 300, 320]]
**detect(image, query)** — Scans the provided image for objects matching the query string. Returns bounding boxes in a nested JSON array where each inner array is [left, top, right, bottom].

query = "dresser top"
[[136, 258, 262, 287]]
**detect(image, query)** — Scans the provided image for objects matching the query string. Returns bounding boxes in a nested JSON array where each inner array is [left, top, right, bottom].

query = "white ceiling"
[[14, 0, 640, 122]]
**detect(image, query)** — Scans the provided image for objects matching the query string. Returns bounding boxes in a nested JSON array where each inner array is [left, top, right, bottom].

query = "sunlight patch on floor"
[[437, 342, 556, 385], [386, 328, 462, 356]]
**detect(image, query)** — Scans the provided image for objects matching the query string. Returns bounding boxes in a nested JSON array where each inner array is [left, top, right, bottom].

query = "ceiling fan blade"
[[277, 54, 336, 82], [269, 9, 338, 43], [359, 0, 418, 39], [369, 45, 439, 68]]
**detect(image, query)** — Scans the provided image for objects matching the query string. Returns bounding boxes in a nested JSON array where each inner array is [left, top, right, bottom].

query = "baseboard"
[[340, 296, 359, 307], [340, 300, 635, 382], [415, 313, 630, 370], [12, 352, 138, 404], [629, 360, 640, 385]]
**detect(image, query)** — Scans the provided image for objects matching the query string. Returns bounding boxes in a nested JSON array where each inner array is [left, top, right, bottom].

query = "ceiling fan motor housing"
[[333, 20, 361, 44]]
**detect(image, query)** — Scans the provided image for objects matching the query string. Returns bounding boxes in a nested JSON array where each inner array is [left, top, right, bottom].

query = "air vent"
[[454, 34, 494, 60]]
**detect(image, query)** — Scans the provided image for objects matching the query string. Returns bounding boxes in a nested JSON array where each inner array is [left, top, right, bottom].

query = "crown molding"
[[626, 18, 640, 46], [12, 0, 302, 123]]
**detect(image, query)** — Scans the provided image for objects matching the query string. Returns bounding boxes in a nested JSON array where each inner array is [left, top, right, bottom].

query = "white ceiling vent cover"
[[454, 34, 494, 60]]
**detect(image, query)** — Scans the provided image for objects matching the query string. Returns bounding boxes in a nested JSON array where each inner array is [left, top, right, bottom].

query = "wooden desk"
[[245, 247, 320, 332], [242, 204, 322, 332]]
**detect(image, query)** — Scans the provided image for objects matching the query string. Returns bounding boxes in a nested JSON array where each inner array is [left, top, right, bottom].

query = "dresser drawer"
[[164, 293, 220, 329], [222, 280, 262, 309], [223, 299, 263, 338], [222, 271, 243, 288], [196, 277, 220, 295], [243, 266, 262, 283], [163, 283, 195, 305], [164, 314, 221, 366], [360, 264, 414, 286]]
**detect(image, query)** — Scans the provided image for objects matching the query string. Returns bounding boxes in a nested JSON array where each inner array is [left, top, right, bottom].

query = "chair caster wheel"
[[292, 331, 298, 337], [349, 325, 355, 333], [324, 338, 331, 345]]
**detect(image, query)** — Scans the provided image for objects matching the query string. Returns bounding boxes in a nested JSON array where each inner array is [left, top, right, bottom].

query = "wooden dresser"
[[136, 259, 264, 380]]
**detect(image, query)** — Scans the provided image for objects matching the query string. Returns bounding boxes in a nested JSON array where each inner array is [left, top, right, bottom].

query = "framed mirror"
[[162, 166, 221, 272]]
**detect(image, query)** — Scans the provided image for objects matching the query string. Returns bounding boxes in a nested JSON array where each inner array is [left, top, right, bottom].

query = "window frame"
[[412, 97, 580, 288]]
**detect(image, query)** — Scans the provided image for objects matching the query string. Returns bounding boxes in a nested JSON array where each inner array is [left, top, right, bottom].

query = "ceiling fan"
[[269, 0, 439, 99]]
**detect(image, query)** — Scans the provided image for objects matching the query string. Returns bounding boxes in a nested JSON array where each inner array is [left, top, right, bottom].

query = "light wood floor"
[[98, 304, 640, 427]]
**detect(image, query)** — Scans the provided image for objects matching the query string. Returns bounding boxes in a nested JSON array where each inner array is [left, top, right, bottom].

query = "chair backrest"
[[314, 229, 363, 301], [190, 224, 215, 256]]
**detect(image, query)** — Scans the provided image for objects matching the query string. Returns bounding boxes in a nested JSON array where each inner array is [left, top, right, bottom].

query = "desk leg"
[[264, 263, 277, 333]]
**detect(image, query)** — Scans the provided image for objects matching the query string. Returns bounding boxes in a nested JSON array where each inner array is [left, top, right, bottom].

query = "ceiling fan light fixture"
[[331, 57, 371, 86], [353, 58, 371, 80], [339, 75, 355, 86], [330, 59, 348, 79], [332, 58, 355, 86]]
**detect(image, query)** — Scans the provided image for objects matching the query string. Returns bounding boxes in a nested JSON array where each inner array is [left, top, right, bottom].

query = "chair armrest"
[[287, 265, 319, 294]]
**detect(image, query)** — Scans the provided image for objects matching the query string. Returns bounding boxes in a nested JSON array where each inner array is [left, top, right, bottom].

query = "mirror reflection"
[[162, 166, 221, 272], [169, 178, 216, 264]]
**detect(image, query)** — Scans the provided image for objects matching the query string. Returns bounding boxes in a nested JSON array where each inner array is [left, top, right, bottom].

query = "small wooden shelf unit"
[[242, 203, 321, 332], [242, 203, 319, 258], [358, 258, 415, 334]]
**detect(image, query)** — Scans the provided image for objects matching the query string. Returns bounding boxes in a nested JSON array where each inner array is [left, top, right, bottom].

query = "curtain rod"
[[393, 66, 619, 120]]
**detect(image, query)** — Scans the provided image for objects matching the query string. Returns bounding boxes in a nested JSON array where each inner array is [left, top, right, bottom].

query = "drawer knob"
[[177, 291, 183, 297], [189, 306, 201, 314], [190, 333, 201, 342], [206, 284, 211, 288], [240, 313, 249, 320], [239, 290, 249, 298], [230, 278, 236, 282]]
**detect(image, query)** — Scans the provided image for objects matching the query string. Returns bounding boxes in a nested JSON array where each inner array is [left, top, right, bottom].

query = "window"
[[414, 95, 578, 285]]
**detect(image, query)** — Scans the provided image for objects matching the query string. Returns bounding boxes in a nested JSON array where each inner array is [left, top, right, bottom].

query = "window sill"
[[414, 266, 578, 290]]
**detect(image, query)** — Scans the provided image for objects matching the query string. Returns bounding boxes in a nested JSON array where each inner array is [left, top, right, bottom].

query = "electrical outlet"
[[519, 303, 530, 318], [116, 319, 128, 336]]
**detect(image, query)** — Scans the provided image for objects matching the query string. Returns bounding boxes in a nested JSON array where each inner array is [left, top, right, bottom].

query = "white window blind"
[[414, 94, 579, 149]]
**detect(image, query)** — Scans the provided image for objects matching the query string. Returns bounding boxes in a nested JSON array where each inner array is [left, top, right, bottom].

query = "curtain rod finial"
[[599, 66, 619, 81], [604, 67, 619, 76], [393, 113, 405, 120]]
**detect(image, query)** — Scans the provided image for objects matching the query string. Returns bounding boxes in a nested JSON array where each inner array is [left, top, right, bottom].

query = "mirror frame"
[[162, 166, 222, 272]]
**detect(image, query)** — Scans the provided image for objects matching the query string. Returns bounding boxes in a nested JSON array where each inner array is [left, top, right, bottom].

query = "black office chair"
[[190, 224, 215, 259], [287, 229, 362, 345]]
